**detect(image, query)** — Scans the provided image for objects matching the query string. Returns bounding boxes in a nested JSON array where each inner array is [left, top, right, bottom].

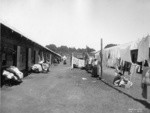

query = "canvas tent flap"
[[137, 36, 150, 62], [130, 38, 141, 50]]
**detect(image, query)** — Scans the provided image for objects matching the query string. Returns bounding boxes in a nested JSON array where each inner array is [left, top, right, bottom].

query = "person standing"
[[92, 58, 98, 77], [63, 55, 67, 65]]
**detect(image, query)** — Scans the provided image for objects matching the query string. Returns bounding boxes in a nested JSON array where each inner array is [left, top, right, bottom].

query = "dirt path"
[[0, 63, 149, 113]]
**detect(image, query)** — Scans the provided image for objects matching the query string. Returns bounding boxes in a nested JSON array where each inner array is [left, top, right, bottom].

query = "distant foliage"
[[46, 44, 95, 56], [86, 46, 95, 53], [46, 44, 57, 52], [104, 44, 117, 49]]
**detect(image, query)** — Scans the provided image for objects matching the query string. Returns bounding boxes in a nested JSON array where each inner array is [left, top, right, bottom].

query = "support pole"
[[0, 24, 2, 85], [71, 53, 74, 69], [17, 46, 21, 70], [101, 38, 103, 79]]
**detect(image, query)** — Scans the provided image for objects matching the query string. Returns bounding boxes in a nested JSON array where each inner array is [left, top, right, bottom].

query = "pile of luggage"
[[31, 62, 50, 73], [2, 66, 23, 86]]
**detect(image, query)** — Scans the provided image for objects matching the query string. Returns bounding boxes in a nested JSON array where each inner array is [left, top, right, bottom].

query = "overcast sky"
[[0, 0, 150, 51]]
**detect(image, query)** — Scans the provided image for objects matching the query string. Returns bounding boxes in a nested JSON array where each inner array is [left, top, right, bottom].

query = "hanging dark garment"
[[141, 66, 150, 99], [142, 83, 147, 99]]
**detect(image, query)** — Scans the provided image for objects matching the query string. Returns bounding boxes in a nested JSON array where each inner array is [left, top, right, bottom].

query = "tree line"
[[46, 43, 117, 56], [46, 44, 95, 56]]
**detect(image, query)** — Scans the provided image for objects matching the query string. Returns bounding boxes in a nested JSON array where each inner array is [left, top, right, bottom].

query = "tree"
[[46, 44, 57, 52], [104, 44, 117, 49], [45, 44, 95, 57], [59, 46, 68, 52], [86, 46, 95, 53]]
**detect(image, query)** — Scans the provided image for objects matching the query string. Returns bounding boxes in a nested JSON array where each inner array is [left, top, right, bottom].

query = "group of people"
[[113, 60, 133, 88], [113, 59, 150, 99], [85, 57, 100, 78], [85, 56, 150, 91]]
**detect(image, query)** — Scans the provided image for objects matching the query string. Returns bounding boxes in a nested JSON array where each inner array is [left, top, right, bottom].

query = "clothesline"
[[95, 35, 150, 68]]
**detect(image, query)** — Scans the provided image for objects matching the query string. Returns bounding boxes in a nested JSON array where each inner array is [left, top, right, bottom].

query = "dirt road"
[[0, 63, 149, 113]]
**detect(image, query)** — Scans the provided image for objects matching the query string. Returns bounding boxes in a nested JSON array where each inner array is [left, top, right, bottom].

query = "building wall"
[[0, 24, 2, 77], [28, 48, 32, 70], [20, 46, 27, 70], [1, 23, 60, 74], [2, 37, 17, 68]]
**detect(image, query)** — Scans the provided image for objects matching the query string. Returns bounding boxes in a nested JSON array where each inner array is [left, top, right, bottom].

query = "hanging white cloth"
[[95, 52, 101, 62], [71, 56, 85, 68], [105, 47, 120, 67], [129, 63, 138, 82], [119, 45, 132, 63], [142, 66, 150, 85], [78, 59, 85, 68], [71, 56, 78, 68], [137, 36, 150, 62]]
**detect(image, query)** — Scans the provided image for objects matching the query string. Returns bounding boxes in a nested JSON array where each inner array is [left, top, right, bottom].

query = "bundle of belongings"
[[2, 66, 23, 86], [113, 65, 133, 88], [31, 61, 50, 73]]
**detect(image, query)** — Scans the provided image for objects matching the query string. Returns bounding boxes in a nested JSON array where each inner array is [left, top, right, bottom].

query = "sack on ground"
[[6, 66, 23, 79], [3, 70, 17, 80], [41, 63, 49, 72], [32, 64, 43, 72]]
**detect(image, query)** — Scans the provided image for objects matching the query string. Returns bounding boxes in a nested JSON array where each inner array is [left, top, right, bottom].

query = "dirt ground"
[[0, 62, 150, 113]]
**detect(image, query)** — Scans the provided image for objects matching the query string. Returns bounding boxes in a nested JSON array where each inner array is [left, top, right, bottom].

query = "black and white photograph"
[[0, 0, 150, 113]]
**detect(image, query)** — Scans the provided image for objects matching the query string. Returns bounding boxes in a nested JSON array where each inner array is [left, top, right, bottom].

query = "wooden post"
[[0, 24, 2, 80], [70, 53, 72, 66], [101, 38, 103, 79], [71, 53, 74, 69], [49, 53, 52, 65], [17, 46, 21, 70], [35, 50, 39, 64], [28, 48, 32, 70]]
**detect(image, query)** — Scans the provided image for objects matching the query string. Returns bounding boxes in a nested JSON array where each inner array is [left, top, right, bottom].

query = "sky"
[[0, 0, 150, 51]]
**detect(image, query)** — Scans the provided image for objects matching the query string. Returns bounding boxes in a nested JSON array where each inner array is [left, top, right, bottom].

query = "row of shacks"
[[0, 23, 62, 77]]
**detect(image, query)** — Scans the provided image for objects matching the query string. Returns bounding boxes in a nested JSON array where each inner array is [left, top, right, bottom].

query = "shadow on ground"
[[100, 79, 150, 110]]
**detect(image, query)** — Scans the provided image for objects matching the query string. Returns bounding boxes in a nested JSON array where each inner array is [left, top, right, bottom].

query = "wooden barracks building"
[[0, 23, 61, 76]]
